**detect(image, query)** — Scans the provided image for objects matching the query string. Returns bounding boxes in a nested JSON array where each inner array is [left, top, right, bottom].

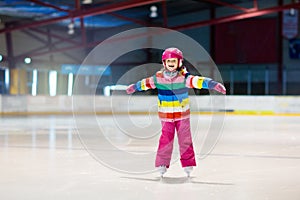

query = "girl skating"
[[126, 47, 226, 177]]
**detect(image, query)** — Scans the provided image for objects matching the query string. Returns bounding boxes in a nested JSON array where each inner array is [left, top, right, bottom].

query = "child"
[[126, 47, 226, 177]]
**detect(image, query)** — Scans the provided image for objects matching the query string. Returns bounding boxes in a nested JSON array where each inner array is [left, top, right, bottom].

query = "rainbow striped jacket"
[[133, 69, 218, 122]]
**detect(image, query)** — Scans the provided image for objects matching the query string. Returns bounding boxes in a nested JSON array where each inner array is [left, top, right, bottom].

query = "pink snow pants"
[[155, 118, 196, 168]]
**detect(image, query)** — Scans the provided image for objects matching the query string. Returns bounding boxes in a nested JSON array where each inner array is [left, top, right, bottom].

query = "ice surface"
[[0, 115, 300, 200]]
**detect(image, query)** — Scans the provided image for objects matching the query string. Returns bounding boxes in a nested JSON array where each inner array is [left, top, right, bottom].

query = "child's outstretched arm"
[[126, 84, 136, 94], [126, 77, 156, 94], [213, 82, 226, 94], [186, 75, 226, 94]]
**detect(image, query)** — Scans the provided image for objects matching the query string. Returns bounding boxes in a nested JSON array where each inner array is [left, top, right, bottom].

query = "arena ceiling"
[[0, 0, 259, 28], [0, 0, 299, 64], [1, 0, 299, 30]]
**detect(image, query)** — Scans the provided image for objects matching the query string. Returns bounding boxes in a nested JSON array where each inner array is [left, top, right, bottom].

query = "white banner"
[[282, 9, 298, 39]]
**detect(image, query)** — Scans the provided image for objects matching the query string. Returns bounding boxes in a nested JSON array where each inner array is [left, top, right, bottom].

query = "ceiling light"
[[68, 22, 74, 29], [150, 5, 157, 12], [149, 5, 158, 18], [68, 21, 75, 35], [68, 28, 74, 35], [82, 0, 92, 4], [289, 8, 296, 16], [24, 57, 32, 64]]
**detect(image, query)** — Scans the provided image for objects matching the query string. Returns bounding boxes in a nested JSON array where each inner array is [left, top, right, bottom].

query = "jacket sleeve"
[[185, 75, 218, 89], [134, 76, 156, 91]]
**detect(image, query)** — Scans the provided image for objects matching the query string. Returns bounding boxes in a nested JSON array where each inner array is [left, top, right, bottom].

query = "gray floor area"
[[0, 114, 300, 200]]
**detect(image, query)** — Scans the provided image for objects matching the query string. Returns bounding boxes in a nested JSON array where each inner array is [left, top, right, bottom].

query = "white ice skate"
[[158, 166, 167, 178], [184, 166, 193, 178]]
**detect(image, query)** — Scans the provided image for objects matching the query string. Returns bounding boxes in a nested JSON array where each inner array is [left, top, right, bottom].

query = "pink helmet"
[[162, 47, 183, 68], [162, 47, 183, 61]]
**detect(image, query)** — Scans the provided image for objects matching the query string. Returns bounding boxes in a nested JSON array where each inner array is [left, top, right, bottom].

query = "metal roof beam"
[[30, 28, 81, 46], [172, 2, 300, 31], [161, 0, 168, 27], [109, 13, 148, 26], [26, 0, 71, 13], [0, 0, 164, 34], [203, 0, 250, 12], [253, 0, 258, 10]]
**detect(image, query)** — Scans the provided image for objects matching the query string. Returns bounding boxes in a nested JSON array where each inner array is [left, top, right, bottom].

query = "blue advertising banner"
[[61, 64, 111, 75], [61, 64, 79, 74], [289, 39, 300, 59]]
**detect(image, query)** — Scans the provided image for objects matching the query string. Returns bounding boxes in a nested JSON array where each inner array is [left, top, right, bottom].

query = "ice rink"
[[1, 114, 300, 200]]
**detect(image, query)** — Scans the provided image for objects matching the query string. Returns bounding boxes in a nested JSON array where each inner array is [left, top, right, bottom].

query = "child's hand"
[[126, 84, 136, 94], [213, 83, 226, 94]]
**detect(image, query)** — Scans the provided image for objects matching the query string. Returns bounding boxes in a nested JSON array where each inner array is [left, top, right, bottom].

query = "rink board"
[[0, 95, 300, 115]]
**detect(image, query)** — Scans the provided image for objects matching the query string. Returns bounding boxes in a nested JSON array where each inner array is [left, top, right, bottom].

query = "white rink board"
[[0, 95, 300, 114]]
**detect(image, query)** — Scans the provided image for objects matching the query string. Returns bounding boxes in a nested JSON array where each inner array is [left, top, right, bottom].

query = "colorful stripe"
[[133, 69, 217, 121], [157, 88, 188, 95], [158, 104, 190, 113], [156, 76, 185, 84], [186, 75, 215, 89], [155, 82, 186, 90], [158, 93, 189, 102], [158, 98, 189, 107], [158, 110, 190, 121], [135, 77, 156, 91]]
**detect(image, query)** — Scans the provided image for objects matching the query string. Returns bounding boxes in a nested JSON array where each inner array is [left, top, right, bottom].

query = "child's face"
[[165, 58, 178, 72]]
